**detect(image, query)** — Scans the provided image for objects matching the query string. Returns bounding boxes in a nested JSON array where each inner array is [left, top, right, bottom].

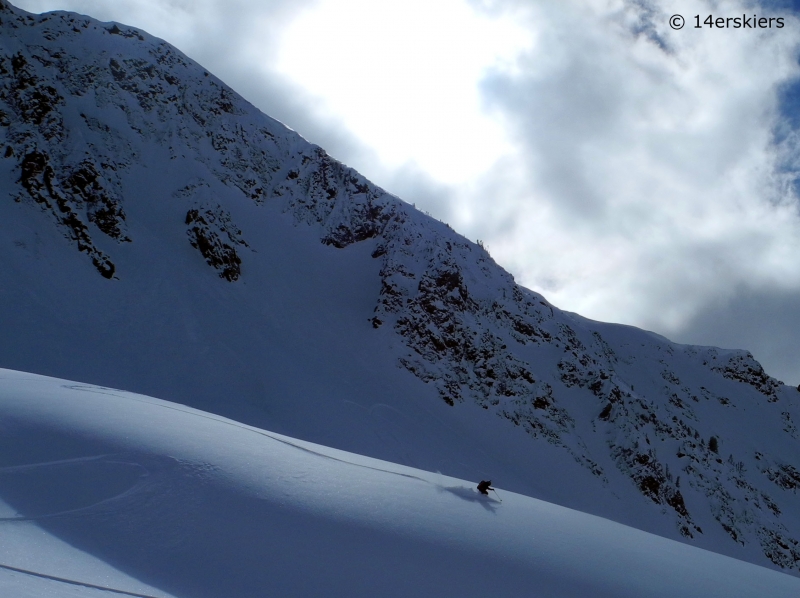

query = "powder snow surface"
[[0, 369, 798, 597]]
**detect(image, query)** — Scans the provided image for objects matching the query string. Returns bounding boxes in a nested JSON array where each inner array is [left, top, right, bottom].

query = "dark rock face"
[[711, 353, 780, 402], [5, 52, 63, 139], [185, 206, 246, 281], [763, 461, 800, 492], [15, 149, 120, 278]]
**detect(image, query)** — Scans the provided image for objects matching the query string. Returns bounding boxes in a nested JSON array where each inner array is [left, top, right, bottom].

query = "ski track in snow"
[[0, 563, 166, 598], [0, 454, 149, 522], [59, 384, 433, 484]]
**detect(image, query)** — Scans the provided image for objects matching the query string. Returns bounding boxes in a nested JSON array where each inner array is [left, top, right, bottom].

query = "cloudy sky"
[[14, 0, 800, 384]]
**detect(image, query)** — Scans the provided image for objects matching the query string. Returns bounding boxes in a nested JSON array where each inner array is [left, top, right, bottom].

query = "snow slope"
[[2, 0, 800, 575], [1, 368, 799, 598]]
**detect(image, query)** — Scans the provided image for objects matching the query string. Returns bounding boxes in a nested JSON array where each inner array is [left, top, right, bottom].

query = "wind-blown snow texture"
[[1, 0, 800, 576], [2, 369, 800, 598]]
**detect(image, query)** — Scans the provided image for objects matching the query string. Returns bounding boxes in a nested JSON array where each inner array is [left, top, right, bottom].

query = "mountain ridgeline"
[[1, 0, 799, 574]]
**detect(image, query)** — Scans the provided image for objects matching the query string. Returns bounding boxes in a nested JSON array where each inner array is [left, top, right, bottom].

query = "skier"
[[477, 480, 493, 495]]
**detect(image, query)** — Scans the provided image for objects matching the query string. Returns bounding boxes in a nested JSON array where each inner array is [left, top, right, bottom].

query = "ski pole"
[[491, 488, 502, 502]]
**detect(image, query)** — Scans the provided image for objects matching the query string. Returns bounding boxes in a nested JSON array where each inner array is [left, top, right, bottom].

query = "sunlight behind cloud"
[[276, 0, 530, 185]]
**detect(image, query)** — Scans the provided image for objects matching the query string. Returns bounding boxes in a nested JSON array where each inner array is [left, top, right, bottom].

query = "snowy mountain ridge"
[[2, 0, 800, 575]]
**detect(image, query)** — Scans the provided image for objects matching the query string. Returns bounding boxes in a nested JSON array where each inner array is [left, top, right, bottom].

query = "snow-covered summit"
[[1, 0, 800, 575]]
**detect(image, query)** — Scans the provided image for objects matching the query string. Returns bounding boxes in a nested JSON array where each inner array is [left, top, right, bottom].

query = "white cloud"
[[464, 1, 800, 371]]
